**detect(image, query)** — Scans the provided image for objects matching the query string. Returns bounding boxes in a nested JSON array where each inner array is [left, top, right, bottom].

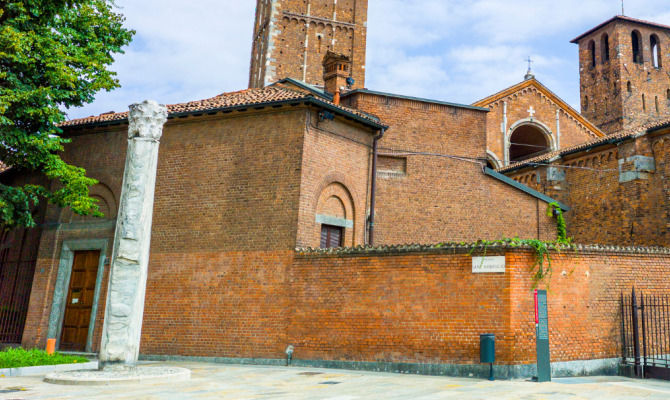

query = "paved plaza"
[[2, 362, 670, 399]]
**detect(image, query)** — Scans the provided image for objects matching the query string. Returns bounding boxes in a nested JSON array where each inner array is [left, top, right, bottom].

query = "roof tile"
[[60, 86, 379, 128], [498, 117, 670, 172]]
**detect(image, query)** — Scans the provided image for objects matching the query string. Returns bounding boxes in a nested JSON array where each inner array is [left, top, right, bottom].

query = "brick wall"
[[344, 91, 558, 244], [288, 246, 670, 367], [576, 19, 670, 135], [249, 0, 367, 89], [477, 81, 600, 166], [19, 105, 377, 350], [507, 130, 669, 246]]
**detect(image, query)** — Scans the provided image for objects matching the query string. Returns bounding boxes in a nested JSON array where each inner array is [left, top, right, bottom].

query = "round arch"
[[315, 182, 356, 248], [507, 120, 555, 162], [486, 150, 503, 170]]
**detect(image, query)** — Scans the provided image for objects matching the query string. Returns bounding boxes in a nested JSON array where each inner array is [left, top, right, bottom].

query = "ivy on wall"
[[465, 202, 573, 287]]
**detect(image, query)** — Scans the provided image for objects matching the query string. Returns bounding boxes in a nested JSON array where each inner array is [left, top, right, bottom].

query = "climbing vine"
[[464, 202, 573, 287]]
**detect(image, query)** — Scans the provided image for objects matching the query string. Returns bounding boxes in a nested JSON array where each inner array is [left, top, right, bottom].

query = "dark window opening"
[[588, 40, 596, 68], [632, 31, 643, 64], [667, 89, 670, 100], [584, 95, 589, 111], [601, 34, 610, 62], [627, 81, 633, 93], [655, 96, 660, 113], [651, 35, 662, 68], [320, 224, 343, 248], [509, 125, 551, 162], [642, 94, 646, 111]]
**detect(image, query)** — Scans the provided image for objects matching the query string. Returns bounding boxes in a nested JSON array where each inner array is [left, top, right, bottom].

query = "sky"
[[66, 0, 670, 120]]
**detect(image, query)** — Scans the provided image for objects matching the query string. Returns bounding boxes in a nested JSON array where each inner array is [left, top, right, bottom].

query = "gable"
[[473, 79, 604, 138]]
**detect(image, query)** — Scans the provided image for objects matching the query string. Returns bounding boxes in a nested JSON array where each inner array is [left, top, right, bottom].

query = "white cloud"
[[68, 1, 670, 119]]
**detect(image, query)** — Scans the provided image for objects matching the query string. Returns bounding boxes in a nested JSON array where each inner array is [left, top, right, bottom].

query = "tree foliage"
[[0, 0, 134, 229]]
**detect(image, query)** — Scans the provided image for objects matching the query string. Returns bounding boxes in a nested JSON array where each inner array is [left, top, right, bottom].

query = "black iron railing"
[[621, 289, 670, 381]]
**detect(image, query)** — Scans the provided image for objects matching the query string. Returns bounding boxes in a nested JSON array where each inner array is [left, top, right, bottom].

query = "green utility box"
[[480, 334, 495, 363], [480, 333, 495, 381]]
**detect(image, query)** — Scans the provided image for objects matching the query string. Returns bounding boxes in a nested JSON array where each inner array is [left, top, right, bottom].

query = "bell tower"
[[572, 16, 670, 135], [248, 0, 367, 90]]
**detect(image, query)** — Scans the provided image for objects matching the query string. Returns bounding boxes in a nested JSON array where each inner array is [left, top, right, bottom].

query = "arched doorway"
[[509, 124, 552, 162]]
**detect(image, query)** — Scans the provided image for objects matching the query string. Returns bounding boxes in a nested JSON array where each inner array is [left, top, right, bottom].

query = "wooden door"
[[60, 250, 100, 351]]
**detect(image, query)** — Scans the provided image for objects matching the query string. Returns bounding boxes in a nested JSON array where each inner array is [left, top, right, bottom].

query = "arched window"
[[642, 94, 646, 111], [632, 30, 643, 64], [588, 40, 596, 68], [509, 124, 551, 162], [655, 96, 660, 113], [667, 89, 670, 100], [651, 35, 662, 68], [601, 34, 610, 63], [627, 81, 632, 93]]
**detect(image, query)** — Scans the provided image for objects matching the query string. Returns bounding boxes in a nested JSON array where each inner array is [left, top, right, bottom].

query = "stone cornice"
[[295, 243, 670, 257]]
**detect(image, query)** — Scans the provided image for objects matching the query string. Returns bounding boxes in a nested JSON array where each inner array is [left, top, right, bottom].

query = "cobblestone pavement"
[[2, 362, 670, 399]]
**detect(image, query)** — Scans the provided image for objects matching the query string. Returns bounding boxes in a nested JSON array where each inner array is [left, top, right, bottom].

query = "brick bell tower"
[[248, 0, 367, 90], [572, 16, 670, 135]]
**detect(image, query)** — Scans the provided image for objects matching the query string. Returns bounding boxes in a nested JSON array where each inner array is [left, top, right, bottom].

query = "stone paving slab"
[[1, 361, 670, 399]]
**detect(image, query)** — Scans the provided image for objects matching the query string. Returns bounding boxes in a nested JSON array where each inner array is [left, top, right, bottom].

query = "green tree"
[[0, 0, 134, 229]]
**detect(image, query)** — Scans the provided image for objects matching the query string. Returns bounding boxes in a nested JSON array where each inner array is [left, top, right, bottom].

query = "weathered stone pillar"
[[99, 100, 167, 368]]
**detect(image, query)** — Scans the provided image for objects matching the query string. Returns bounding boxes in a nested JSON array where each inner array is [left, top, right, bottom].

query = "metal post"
[[621, 292, 627, 363], [632, 288, 641, 377], [641, 293, 647, 377]]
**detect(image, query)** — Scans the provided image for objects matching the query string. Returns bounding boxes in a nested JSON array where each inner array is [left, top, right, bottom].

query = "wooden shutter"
[[320, 225, 344, 248]]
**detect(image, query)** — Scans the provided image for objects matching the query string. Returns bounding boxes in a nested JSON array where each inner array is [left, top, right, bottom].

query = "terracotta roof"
[[498, 117, 670, 172], [473, 78, 604, 138], [60, 86, 382, 128], [571, 16, 670, 43]]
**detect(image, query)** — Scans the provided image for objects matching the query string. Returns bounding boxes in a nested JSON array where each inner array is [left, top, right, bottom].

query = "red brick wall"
[[507, 131, 669, 246], [19, 106, 377, 351], [479, 83, 600, 165], [576, 20, 670, 135], [288, 246, 670, 366], [344, 92, 557, 244], [249, 0, 367, 89], [296, 111, 373, 248]]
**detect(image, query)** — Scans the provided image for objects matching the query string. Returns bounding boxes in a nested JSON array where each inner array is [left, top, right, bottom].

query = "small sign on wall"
[[472, 256, 506, 273]]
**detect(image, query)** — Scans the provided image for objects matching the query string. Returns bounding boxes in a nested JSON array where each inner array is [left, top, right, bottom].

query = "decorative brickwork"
[[249, 0, 367, 89], [474, 79, 603, 167], [505, 125, 670, 246], [573, 17, 670, 135]]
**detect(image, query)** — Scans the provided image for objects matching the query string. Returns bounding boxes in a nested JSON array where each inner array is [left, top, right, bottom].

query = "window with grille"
[[320, 225, 343, 248]]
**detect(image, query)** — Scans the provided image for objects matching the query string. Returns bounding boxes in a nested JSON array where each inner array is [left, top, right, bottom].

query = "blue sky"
[[66, 1, 670, 120]]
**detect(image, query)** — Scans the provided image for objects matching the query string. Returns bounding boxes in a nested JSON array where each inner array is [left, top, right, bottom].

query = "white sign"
[[472, 256, 506, 273]]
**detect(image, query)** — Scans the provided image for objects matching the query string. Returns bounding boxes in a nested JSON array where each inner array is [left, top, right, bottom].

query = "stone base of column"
[[44, 365, 190, 386]]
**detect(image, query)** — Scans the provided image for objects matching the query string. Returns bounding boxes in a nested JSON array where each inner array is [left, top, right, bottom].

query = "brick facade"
[[505, 125, 670, 247], [343, 90, 558, 244], [18, 105, 377, 350], [474, 79, 602, 168], [249, 0, 367, 89], [573, 17, 670, 135], [288, 246, 670, 370]]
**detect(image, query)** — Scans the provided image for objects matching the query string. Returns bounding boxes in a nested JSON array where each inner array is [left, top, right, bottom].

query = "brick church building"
[[1, 1, 669, 378]]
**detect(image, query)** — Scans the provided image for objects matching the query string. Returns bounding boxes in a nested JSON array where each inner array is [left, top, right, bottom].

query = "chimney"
[[322, 51, 353, 100]]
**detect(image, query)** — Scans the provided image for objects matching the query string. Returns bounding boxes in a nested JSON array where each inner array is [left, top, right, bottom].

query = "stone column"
[[99, 100, 168, 368]]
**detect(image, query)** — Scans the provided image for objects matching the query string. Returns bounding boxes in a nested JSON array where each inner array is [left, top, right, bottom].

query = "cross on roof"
[[526, 56, 533, 72]]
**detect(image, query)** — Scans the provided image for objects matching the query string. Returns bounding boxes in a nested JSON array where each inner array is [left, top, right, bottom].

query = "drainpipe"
[[368, 127, 386, 246]]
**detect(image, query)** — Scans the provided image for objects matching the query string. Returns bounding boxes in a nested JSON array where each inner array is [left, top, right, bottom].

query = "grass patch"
[[0, 347, 89, 369]]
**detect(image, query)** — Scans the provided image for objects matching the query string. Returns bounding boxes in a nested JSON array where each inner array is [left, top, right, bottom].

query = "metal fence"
[[621, 289, 670, 380], [0, 260, 37, 343]]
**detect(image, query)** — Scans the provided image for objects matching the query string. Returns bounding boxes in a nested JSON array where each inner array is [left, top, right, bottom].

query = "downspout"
[[369, 127, 386, 246]]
